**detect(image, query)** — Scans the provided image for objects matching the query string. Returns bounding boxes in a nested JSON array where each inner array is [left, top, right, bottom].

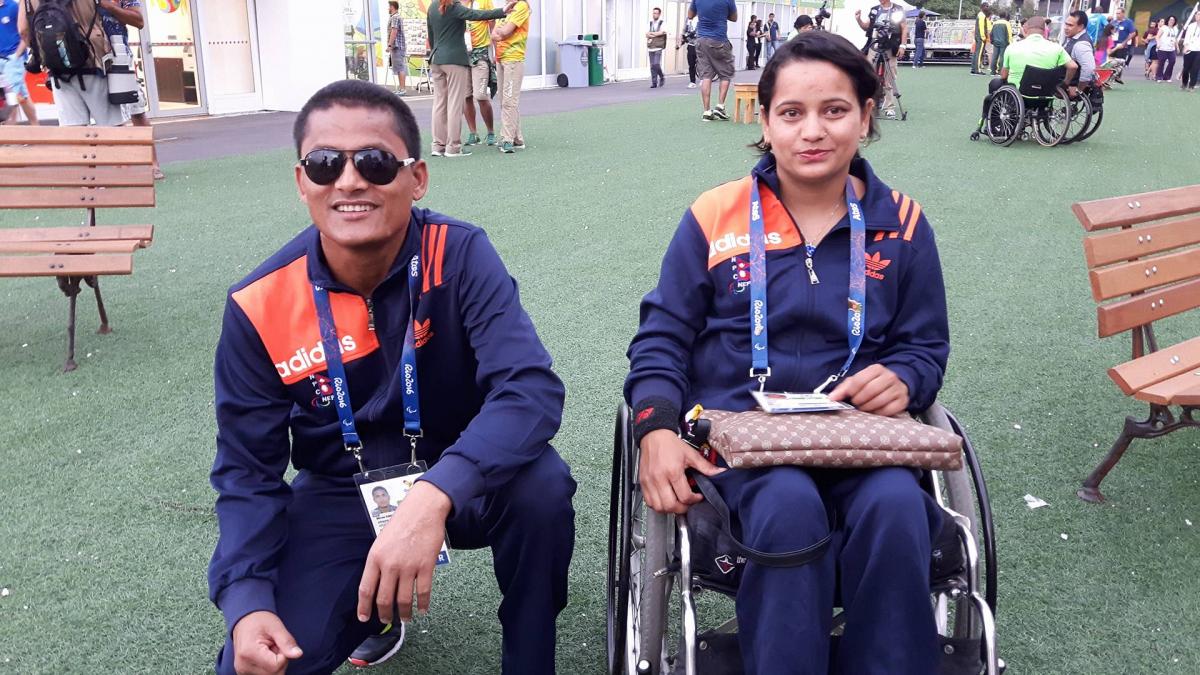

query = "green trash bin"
[[585, 35, 605, 86]]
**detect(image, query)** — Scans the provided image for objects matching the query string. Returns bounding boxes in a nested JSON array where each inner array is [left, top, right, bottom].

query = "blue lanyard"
[[748, 176, 867, 393], [312, 254, 423, 471]]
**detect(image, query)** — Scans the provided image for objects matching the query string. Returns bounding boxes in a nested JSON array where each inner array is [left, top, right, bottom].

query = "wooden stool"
[[733, 83, 759, 124]]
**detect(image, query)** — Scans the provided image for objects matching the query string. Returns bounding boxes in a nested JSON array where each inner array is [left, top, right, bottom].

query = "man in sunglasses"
[[208, 79, 575, 675]]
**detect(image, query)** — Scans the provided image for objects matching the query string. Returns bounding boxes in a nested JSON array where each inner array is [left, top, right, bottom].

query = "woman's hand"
[[639, 429, 724, 515], [827, 364, 910, 417]]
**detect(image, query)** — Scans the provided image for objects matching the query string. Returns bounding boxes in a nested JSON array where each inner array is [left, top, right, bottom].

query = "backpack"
[[25, 0, 101, 88]]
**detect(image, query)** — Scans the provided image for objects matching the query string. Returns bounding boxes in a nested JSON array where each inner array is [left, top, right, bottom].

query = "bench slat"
[[0, 145, 154, 167], [1073, 185, 1200, 231], [1082, 215, 1200, 268], [0, 254, 133, 277], [0, 225, 153, 243], [0, 240, 142, 253], [1097, 277, 1200, 338], [0, 126, 153, 145], [0, 187, 155, 209], [1108, 335, 1200, 395], [0, 165, 155, 187], [1134, 368, 1200, 405], [1088, 247, 1200, 301]]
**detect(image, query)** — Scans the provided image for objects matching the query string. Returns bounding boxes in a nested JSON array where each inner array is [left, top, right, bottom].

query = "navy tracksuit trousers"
[[214, 449, 576, 675], [709, 465, 944, 675]]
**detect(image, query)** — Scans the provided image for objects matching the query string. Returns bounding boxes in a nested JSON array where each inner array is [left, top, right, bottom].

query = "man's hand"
[[855, 9, 862, 18], [827, 364, 910, 417], [897, 46, 906, 59], [231, 611, 303, 675], [356, 481, 452, 625], [1068, 85, 1079, 98], [639, 429, 724, 515]]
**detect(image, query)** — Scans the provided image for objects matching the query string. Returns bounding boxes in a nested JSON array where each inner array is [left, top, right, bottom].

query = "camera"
[[816, 0, 831, 28]]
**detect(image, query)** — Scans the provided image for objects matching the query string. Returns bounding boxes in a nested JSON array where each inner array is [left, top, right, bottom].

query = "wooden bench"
[[0, 127, 155, 371], [1074, 184, 1200, 502]]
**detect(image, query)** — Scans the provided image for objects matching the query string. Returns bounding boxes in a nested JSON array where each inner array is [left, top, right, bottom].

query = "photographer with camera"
[[856, 0, 907, 118]]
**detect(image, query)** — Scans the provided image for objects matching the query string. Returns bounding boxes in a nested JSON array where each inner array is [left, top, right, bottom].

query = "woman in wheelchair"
[[625, 32, 950, 674]]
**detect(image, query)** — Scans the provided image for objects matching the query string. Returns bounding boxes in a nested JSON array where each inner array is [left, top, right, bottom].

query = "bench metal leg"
[[64, 285, 79, 373], [1079, 405, 1199, 503], [84, 275, 112, 334]]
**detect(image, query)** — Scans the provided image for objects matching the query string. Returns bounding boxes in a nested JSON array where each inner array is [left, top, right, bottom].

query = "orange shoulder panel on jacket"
[[231, 256, 381, 385], [692, 178, 803, 269]]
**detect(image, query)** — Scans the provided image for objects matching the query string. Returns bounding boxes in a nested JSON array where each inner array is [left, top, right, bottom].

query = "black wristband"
[[632, 397, 681, 448]]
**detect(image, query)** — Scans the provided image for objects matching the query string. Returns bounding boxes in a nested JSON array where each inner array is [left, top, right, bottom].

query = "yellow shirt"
[[495, 1, 530, 63], [466, 0, 495, 50]]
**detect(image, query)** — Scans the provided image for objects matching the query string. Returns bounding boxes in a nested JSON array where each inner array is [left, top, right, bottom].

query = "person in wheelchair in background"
[[625, 31, 950, 675], [974, 16, 1077, 138]]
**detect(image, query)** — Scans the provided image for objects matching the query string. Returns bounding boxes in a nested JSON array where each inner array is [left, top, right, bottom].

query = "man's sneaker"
[[465, 133, 481, 146], [702, 110, 715, 121], [444, 148, 472, 157], [348, 623, 406, 668], [512, 140, 526, 150], [499, 142, 515, 153], [885, 109, 897, 119], [711, 106, 730, 121], [430, 148, 444, 157], [395, 89, 407, 96], [687, 82, 697, 88], [485, 132, 497, 146]]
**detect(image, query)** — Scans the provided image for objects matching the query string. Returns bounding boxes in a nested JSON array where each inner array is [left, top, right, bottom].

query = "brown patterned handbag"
[[699, 408, 963, 471]]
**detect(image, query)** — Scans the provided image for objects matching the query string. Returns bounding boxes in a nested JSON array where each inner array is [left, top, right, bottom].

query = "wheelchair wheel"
[[985, 87, 1023, 147], [1060, 90, 1093, 145], [607, 404, 674, 675], [1033, 88, 1071, 147], [1077, 102, 1104, 142]]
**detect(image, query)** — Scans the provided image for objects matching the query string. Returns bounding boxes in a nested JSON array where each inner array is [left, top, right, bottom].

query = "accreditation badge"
[[354, 462, 451, 566]]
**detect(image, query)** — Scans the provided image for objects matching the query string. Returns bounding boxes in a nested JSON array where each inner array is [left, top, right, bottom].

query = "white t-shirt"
[[1182, 23, 1200, 54], [1157, 25, 1179, 51]]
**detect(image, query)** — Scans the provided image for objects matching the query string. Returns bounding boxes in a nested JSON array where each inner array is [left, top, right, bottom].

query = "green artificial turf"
[[1, 67, 1198, 674]]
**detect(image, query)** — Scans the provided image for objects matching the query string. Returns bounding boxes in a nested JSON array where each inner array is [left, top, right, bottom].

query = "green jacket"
[[427, 1, 507, 66]]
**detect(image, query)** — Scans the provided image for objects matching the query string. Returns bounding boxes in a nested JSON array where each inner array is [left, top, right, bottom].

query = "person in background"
[[463, 0, 497, 147], [647, 7, 667, 88], [746, 15, 762, 70], [1143, 19, 1159, 79], [793, 13, 814, 38], [679, 12, 699, 88], [690, 0, 738, 122], [492, 0, 529, 153], [1062, 10, 1097, 95], [989, 10, 1011, 76], [19, 0, 117, 127], [98, 0, 166, 179], [972, 2, 990, 74], [1180, 11, 1200, 91], [0, 0, 39, 126], [1156, 15, 1179, 83], [387, 1, 408, 96], [1095, 22, 1114, 66], [426, 0, 512, 158], [764, 12, 780, 61], [913, 10, 927, 68], [1109, 6, 1136, 74]]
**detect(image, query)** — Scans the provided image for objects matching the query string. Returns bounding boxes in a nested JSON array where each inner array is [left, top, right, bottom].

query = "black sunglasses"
[[300, 148, 416, 186]]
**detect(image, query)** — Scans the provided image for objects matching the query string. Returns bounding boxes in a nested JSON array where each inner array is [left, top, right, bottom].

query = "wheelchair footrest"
[[939, 636, 985, 675], [673, 630, 745, 675]]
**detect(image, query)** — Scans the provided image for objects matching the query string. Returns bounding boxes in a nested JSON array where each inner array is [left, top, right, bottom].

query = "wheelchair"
[[606, 402, 1001, 675], [971, 65, 1074, 147]]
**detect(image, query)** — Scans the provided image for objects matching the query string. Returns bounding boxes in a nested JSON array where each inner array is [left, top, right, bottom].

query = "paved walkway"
[[154, 71, 760, 165]]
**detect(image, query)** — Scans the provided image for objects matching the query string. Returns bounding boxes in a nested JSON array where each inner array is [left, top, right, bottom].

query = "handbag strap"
[[691, 473, 832, 568]]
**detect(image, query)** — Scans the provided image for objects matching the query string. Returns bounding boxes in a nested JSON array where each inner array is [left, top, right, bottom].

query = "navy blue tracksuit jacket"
[[208, 209, 572, 673]]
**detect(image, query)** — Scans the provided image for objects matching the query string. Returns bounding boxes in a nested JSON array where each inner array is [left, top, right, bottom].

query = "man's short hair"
[[1068, 10, 1089, 29], [293, 79, 422, 161], [388, 1, 399, 9], [918, 10, 926, 17], [795, 14, 814, 29], [1024, 15, 1048, 33], [769, 12, 774, 17], [653, 6, 661, 12]]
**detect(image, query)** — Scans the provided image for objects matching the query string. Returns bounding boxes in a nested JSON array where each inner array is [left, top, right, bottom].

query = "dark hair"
[[1068, 10, 1089, 33], [653, 6, 661, 12], [753, 31, 881, 152], [388, 1, 399, 9], [293, 79, 422, 160], [372, 486, 389, 497], [918, 10, 926, 17], [1166, 15, 1178, 26], [795, 14, 814, 29], [749, 14, 757, 21]]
